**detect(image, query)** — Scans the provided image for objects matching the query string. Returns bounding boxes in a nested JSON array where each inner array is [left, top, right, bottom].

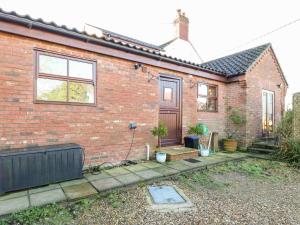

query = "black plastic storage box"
[[184, 136, 200, 149], [0, 143, 83, 195]]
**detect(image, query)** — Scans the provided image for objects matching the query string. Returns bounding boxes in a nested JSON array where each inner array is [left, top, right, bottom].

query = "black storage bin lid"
[[0, 143, 81, 157]]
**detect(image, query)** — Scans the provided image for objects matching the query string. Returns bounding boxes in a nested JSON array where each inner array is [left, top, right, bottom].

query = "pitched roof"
[[200, 44, 271, 77], [0, 8, 208, 69], [0, 8, 275, 79], [85, 24, 162, 51]]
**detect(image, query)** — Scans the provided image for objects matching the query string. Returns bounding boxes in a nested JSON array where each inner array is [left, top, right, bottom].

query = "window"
[[163, 87, 173, 101], [197, 83, 217, 112], [36, 52, 96, 105]]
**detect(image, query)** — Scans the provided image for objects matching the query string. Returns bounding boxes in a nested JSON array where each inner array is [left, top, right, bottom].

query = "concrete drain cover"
[[148, 185, 185, 204], [147, 185, 195, 212]]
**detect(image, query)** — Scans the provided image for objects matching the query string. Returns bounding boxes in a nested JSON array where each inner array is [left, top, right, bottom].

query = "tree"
[[151, 122, 168, 150]]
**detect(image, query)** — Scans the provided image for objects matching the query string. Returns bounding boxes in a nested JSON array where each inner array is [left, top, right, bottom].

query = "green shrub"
[[225, 107, 246, 139], [274, 110, 300, 167], [275, 110, 293, 140], [187, 123, 208, 136], [151, 121, 168, 150], [275, 138, 300, 168]]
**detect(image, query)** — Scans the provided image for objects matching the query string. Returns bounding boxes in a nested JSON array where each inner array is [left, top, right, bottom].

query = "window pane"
[[198, 84, 208, 96], [163, 87, 172, 101], [37, 78, 67, 101], [208, 86, 217, 97], [69, 60, 93, 79], [39, 55, 67, 76], [197, 97, 207, 111], [69, 82, 95, 103], [207, 99, 217, 111]]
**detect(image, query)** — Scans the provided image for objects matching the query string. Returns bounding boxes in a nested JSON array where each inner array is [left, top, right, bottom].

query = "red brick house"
[[0, 9, 287, 165]]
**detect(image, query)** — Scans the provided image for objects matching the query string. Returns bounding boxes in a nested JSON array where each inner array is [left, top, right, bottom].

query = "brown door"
[[159, 76, 182, 146]]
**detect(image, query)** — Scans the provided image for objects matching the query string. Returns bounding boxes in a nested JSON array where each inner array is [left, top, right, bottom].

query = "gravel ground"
[[71, 159, 300, 225]]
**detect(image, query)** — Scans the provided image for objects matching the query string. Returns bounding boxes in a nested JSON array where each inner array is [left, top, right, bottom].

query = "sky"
[[1, 0, 300, 108]]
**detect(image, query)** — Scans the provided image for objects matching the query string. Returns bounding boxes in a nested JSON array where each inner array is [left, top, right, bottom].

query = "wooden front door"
[[159, 76, 182, 146]]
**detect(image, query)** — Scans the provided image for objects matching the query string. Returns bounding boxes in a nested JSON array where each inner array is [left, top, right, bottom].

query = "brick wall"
[[225, 81, 247, 141], [0, 31, 228, 166], [245, 48, 287, 144], [0, 31, 287, 165], [293, 93, 300, 139]]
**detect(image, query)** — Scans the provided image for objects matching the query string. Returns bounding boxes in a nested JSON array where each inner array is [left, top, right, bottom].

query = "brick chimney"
[[174, 9, 189, 41]]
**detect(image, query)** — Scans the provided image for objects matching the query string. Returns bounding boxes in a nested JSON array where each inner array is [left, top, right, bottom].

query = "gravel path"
[[73, 160, 300, 225]]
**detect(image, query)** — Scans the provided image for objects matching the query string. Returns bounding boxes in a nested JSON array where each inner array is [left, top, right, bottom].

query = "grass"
[[0, 191, 127, 225], [0, 203, 73, 225], [104, 191, 127, 208], [0, 198, 96, 225], [210, 159, 294, 180], [176, 158, 297, 191], [176, 171, 228, 191]]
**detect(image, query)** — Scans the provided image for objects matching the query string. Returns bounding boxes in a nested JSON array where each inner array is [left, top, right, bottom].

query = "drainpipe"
[[145, 144, 150, 161]]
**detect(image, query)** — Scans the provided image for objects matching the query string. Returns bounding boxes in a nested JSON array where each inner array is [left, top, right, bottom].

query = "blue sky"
[[1, 0, 300, 107]]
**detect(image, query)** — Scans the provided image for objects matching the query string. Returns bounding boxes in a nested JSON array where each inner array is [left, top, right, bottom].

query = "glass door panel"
[[262, 90, 274, 134]]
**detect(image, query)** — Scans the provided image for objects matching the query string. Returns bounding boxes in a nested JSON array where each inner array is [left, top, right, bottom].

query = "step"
[[248, 147, 276, 154], [252, 143, 279, 150], [160, 147, 199, 161]]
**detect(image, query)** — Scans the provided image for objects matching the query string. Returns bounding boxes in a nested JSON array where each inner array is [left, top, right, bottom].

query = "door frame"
[[158, 73, 183, 146], [262, 89, 275, 135]]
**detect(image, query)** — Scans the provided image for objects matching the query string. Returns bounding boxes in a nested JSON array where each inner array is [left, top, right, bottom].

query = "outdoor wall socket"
[[129, 122, 137, 129]]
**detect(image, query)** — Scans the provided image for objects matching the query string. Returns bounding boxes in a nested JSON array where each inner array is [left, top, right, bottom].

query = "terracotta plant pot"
[[224, 139, 238, 152]]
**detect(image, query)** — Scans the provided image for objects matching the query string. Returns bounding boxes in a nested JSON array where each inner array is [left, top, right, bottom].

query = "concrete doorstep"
[[0, 152, 259, 216]]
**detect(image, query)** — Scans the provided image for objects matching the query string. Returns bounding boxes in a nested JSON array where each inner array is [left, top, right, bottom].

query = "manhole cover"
[[148, 185, 185, 204], [146, 185, 195, 212]]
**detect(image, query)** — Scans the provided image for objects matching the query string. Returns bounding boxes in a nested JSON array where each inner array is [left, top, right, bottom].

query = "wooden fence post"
[[293, 93, 300, 139]]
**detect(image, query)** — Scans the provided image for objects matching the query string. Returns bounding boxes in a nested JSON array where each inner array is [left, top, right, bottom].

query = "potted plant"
[[224, 108, 246, 152], [151, 121, 168, 163], [187, 123, 210, 156]]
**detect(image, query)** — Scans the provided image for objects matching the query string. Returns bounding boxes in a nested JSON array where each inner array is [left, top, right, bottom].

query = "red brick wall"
[[0, 32, 287, 165], [0, 32, 227, 166], [245, 48, 287, 143], [225, 81, 247, 141]]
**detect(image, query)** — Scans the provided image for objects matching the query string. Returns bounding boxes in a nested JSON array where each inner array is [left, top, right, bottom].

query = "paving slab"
[[105, 167, 131, 176], [0, 196, 29, 216], [180, 159, 204, 168], [0, 190, 27, 201], [29, 184, 61, 194], [141, 161, 164, 169], [125, 164, 149, 172], [84, 172, 112, 182], [135, 169, 162, 180], [60, 178, 88, 187], [165, 161, 193, 172], [91, 177, 123, 192], [115, 173, 143, 185], [152, 166, 179, 176], [30, 189, 66, 207], [225, 152, 249, 159], [62, 182, 97, 200]]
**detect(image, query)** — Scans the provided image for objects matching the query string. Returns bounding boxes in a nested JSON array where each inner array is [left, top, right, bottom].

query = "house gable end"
[[246, 45, 288, 87]]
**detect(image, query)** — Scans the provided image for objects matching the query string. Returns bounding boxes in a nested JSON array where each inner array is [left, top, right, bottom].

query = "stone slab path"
[[0, 152, 261, 216]]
